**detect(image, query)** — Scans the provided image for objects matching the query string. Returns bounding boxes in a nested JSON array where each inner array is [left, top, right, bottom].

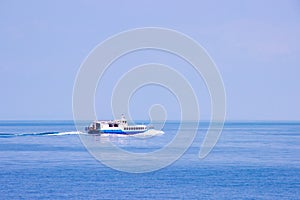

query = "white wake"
[[132, 129, 165, 138], [50, 131, 84, 136]]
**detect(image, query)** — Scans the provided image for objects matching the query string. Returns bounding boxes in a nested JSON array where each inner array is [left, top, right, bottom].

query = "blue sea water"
[[1, 121, 300, 199]]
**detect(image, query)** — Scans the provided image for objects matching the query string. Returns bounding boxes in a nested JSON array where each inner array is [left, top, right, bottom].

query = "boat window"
[[114, 124, 118, 127], [96, 123, 100, 129], [109, 124, 113, 127]]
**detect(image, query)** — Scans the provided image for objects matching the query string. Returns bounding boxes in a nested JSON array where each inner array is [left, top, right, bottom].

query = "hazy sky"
[[1, 0, 299, 120]]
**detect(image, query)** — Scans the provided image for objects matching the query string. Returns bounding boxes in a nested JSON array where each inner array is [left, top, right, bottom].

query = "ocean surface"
[[1, 121, 300, 199]]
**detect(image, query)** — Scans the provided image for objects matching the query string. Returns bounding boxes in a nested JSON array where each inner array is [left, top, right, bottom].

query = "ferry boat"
[[86, 115, 151, 135]]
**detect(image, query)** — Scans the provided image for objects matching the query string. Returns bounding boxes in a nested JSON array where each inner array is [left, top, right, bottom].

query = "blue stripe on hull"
[[88, 129, 146, 135], [101, 130, 145, 135]]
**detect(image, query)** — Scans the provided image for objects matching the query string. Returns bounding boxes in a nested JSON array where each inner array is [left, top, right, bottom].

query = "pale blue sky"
[[0, 0, 299, 120]]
